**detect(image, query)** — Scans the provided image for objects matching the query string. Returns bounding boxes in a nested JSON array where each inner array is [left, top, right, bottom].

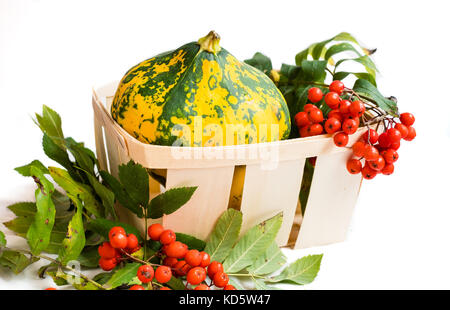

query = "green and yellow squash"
[[111, 31, 291, 146]]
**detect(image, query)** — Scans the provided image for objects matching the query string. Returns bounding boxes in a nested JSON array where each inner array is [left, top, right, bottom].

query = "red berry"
[[195, 284, 210, 290], [207, 261, 224, 279], [333, 132, 349, 147], [394, 123, 409, 138], [342, 118, 358, 135], [160, 229, 176, 245], [390, 141, 401, 150], [339, 100, 352, 114], [303, 103, 317, 112], [147, 223, 164, 241], [352, 141, 366, 157], [349, 100, 365, 117], [160, 287, 171, 290], [165, 241, 188, 259], [137, 265, 154, 283], [155, 266, 172, 284], [187, 267, 207, 285], [387, 128, 402, 144], [109, 226, 125, 241], [364, 145, 380, 162], [307, 87, 323, 103], [163, 257, 178, 268], [299, 125, 309, 137], [110, 232, 128, 249], [324, 92, 341, 109], [199, 251, 211, 268], [329, 80, 345, 95], [99, 257, 117, 271], [294, 111, 310, 128], [347, 159, 362, 174], [328, 109, 343, 122], [368, 155, 385, 171], [174, 260, 191, 277], [224, 285, 237, 290], [378, 132, 392, 148], [307, 108, 324, 123], [362, 129, 379, 144], [185, 250, 202, 267], [126, 234, 139, 250], [308, 123, 324, 136], [213, 272, 229, 288], [362, 164, 377, 180], [381, 163, 395, 175], [382, 149, 398, 164], [45, 288, 57, 290], [400, 113, 415, 126], [129, 285, 145, 290], [98, 242, 118, 259], [404, 126, 416, 141], [324, 117, 341, 134]]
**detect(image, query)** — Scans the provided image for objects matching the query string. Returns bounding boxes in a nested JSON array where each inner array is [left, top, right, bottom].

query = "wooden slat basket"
[[92, 81, 364, 249]]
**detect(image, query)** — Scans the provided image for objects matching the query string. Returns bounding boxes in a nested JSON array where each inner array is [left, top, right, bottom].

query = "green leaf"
[[15, 160, 49, 177], [86, 174, 117, 220], [147, 187, 197, 219], [35, 105, 65, 149], [87, 218, 143, 242], [0, 231, 6, 247], [0, 250, 39, 274], [204, 209, 242, 263], [333, 71, 377, 87], [119, 160, 149, 207], [46, 270, 69, 286], [244, 52, 272, 76], [299, 159, 315, 215], [27, 188, 56, 255], [77, 246, 101, 268], [104, 263, 141, 290], [223, 213, 283, 273], [166, 276, 186, 290], [175, 233, 205, 251], [269, 254, 323, 285], [335, 55, 378, 79], [48, 269, 101, 290], [247, 242, 286, 276], [65, 137, 96, 176], [92, 272, 114, 285], [353, 78, 398, 116], [325, 42, 361, 60], [300, 60, 327, 82], [58, 198, 86, 265], [49, 167, 103, 218], [100, 170, 142, 217]]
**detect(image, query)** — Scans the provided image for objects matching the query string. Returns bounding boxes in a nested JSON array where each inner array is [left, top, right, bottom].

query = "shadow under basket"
[[92, 82, 364, 249]]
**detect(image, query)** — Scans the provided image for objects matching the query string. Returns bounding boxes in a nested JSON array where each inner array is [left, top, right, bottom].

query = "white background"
[[1, 0, 450, 289]]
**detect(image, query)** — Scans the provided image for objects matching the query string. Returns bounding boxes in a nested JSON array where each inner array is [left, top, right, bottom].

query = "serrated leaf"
[[65, 137, 96, 176], [147, 186, 197, 219], [205, 209, 242, 263], [247, 242, 286, 276], [166, 276, 185, 290], [335, 55, 378, 79], [223, 213, 283, 273], [49, 167, 103, 218], [175, 233, 205, 251], [77, 246, 101, 268], [300, 60, 327, 82], [15, 160, 49, 177], [87, 218, 143, 242], [86, 173, 117, 220], [228, 277, 245, 290], [353, 78, 398, 116], [49, 269, 101, 290], [269, 254, 323, 285], [100, 170, 142, 217], [35, 105, 65, 149], [0, 231, 6, 247], [46, 270, 69, 286], [58, 198, 85, 265], [119, 160, 149, 207], [244, 52, 272, 76], [92, 272, 114, 285], [325, 42, 361, 60], [0, 250, 39, 274], [105, 263, 140, 290]]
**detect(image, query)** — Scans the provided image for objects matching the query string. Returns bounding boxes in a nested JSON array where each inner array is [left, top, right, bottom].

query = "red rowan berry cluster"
[[97, 224, 236, 290], [294, 80, 416, 179], [98, 226, 140, 271]]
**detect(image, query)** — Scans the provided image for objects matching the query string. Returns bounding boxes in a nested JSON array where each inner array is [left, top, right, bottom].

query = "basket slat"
[[163, 166, 235, 241], [239, 159, 305, 246], [295, 150, 362, 249]]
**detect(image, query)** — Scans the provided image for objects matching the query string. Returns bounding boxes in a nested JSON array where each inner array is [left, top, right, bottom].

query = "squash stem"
[[198, 30, 221, 54]]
